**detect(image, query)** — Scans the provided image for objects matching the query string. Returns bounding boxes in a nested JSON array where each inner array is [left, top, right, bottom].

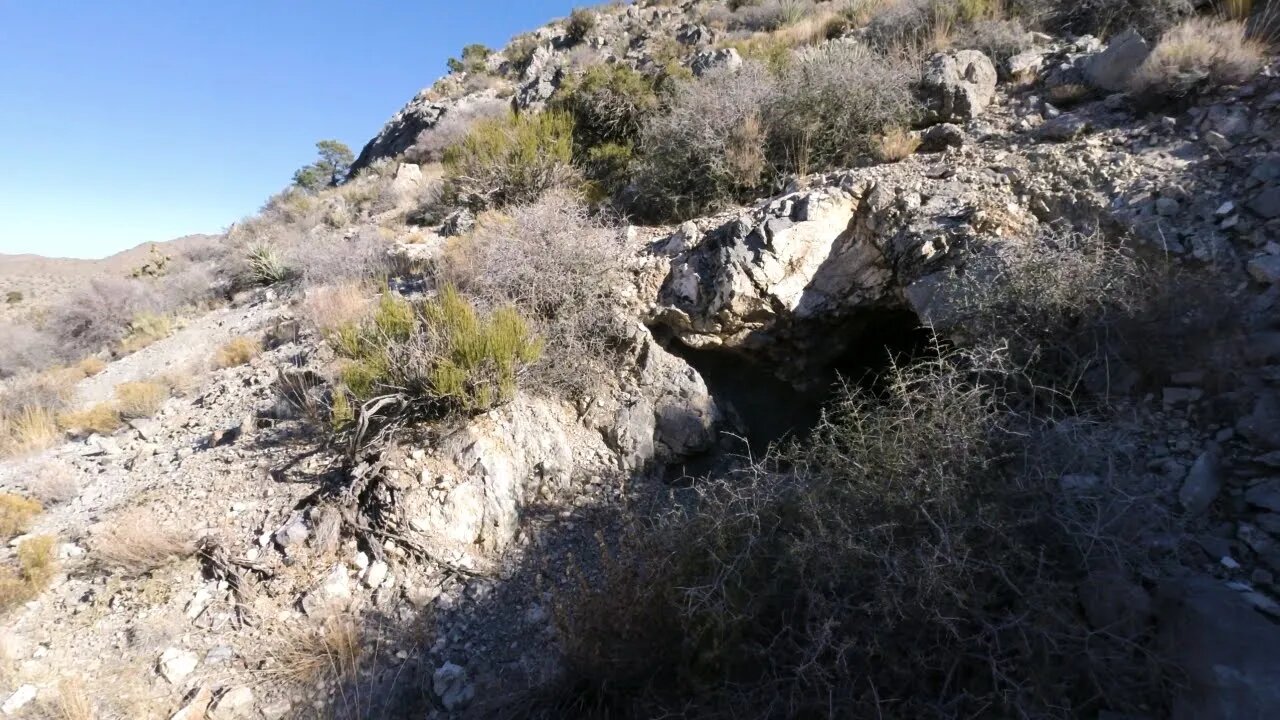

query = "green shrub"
[[506, 34, 542, 76], [767, 42, 918, 174], [442, 110, 577, 210], [328, 288, 541, 431], [552, 64, 661, 153], [566, 7, 598, 43]]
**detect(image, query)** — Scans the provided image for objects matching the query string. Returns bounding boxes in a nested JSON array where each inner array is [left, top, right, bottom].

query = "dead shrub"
[[302, 283, 372, 336], [0, 494, 42, 539], [113, 381, 169, 419], [214, 336, 262, 369], [44, 677, 95, 720], [449, 192, 629, 397], [51, 278, 160, 357], [286, 227, 392, 287], [0, 322, 59, 379], [1129, 17, 1265, 101], [91, 514, 193, 577], [530, 351, 1166, 718], [26, 463, 79, 506]]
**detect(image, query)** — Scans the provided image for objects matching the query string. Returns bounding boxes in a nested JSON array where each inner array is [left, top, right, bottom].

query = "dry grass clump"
[[91, 514, 194, 578], [75, 357, 106, 377], [113, 381, 169, 419], [0, 406, 61, 458], [214, 336, 262, 368], [874, 126, 923, 161], [264, 615, 362, 685], [0, 494, 42, 539], [0, 535, 56, 614], [527, 351, 1165, 718], [44, 677, 95, 720], [117, 311, 173, 354], [58, 404, 122, 436], [1129, 17, 1266, 100]]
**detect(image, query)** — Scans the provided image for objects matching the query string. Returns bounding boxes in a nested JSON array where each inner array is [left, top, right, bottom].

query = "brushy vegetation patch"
[[524, 349, 1165, 719], [450, 192, 628, 397], [264, 615, 363, 686], [442, 110, 577, 210], [117, 311, 174, 354], [1128, 17, 1266, 101], [0, 405, 61, 458], [59, 403, 122, 436], [324, 288, 542, 437], [91, 513, 194, 578], [0, 535, 56, 614]]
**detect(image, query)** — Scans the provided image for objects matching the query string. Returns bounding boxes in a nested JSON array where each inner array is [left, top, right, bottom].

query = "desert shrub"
[[767, 42, 919, 173], [265, 615, 363, 686], [1128, 17, 1265, 101], [91, 513, 193, 577], [286, 228, 391, 286], [214, 336, 261, 368], [25, 463, 79, 506], [865, 0, 958, 50], [51, 278, 159, 357], [581, 142, 635, 201], [327, 288, 542, 434], [59, 403, 122, 436], [117, 311, 173, 354], [566, 7, 598, 42], [293, 140, 354, 191], [955, 17, 1034, 62], [0, 535, 56, 614], [1040, 0, 1193, 39], [450, 192, 628, 396], [947, 228, 1144, 392], [631, 62, 777, 220], [447, 43, 492, 74], [506, 33, 542, 76], [0, 322, 59, 379], [114, 381, 169, 419], [0, 494, 42, 539], [243, 243, 293, 286], [406, 98, 510, 164], [552, 64, 661, 153], [442, 110, 577, 210], [533, 351, 1163, 718], [730, 0, 817, 31], [75, 357, 106, 377]]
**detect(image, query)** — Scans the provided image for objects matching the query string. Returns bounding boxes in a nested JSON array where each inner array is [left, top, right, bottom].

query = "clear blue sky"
[[0, 0, 582, 259]]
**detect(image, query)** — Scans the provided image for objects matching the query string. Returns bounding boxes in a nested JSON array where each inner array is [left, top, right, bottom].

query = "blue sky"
[[0, 0, 583, 259]]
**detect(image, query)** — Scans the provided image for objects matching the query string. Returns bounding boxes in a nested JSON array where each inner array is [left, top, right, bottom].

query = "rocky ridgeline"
[[1, 2, 1280, 717]]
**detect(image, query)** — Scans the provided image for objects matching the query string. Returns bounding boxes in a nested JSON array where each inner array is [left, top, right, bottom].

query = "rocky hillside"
[[1, 0, 1279, 718]]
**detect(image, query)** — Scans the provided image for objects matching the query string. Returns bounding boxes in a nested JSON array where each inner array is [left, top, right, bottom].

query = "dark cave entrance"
[[664, 307, 934, 454]]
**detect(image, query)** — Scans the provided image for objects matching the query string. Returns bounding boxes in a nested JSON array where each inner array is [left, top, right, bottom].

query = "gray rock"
[[1245, 479, 1280, 513], [158, 647, 199, 684], [1085, 29, 1150, 92], [1239, 393, 1280, 450], [1159, 576, 1280, 720], [689, 47, 741, 77], [1005, 50, 1043, 82], [1180, 449, 1222, 516], [920, 50, 998, 123], [209, 686, 254, 719], [919, 122, 965, 152], [440, 208, 476, 237], [273, 515, 309, 551], [433, 662, 475, 711], [301, 564, 352, 617], [363, 559, 389, 589], [1037, 114, 1090, 141], [1248, 254, 1280, 284], [1249, 185, 1280, 219]]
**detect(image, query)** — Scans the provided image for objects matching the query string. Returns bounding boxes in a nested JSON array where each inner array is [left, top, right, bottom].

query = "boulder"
[[1005, 50, 1044, 82], [920, 50, 998, 123], [690, 48, 742, 77], [1085, 29, 1150, 92], [514, 45, 562, 111], [433, 662, 475, 711], [919, 123, 965, 152], [1159, 576, 1280, 719], [158, 647, 199, 684], [1179, 449, 1222, 516]]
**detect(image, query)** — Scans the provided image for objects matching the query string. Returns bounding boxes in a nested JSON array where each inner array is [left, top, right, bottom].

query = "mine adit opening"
[[662, 307, 934, 454]]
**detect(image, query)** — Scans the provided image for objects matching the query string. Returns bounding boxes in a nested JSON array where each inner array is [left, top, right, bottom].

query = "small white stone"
[[1, 684, 36, 715], [364, 560, 388, 589], [158, 647, 199, 684]]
